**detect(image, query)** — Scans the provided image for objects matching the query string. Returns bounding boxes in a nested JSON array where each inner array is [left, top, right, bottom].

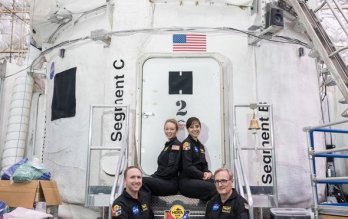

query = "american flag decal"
[[172, 34, 206, 52]]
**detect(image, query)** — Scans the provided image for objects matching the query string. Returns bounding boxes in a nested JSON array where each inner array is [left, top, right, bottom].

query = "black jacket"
[[111, 189, 154, 219], [180, 135, 210, 179], [153, 137, 181, 179], [205, 189, 249, 219]]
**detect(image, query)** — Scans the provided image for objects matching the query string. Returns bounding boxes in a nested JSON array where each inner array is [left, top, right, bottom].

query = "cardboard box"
[[0, 180, 61, 216]]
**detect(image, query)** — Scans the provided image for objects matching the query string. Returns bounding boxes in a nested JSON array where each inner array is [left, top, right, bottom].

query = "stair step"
[[338, 98, 347, 104], [87, 193, 110, 207], [88, 185, 112, 194], [244, 185, 274, 195], [270, 208, 312, 218], [86, 185, 115, 207], [319, 204, 348, 216], [252, 194, 277, 208]]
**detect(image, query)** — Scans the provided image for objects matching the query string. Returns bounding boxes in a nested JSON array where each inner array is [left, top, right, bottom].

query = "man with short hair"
[[205, 168, 249, 219], [111, 166, 154, 219]]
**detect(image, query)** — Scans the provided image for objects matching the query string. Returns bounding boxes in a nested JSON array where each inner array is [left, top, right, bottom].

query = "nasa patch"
[[194, 146, 199, 153], [132, 205, 140, 215], [212, 203, 220, 212]]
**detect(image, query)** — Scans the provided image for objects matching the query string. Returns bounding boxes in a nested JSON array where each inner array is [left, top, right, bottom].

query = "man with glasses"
[[205, 168, 249, 219]]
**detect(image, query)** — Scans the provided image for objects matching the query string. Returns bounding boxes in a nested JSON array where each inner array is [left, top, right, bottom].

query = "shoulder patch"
[[244, 203, 249, 210], [183, 142, 191, 150], [112, 204, 122, 217], [172, 145, 180, 150]]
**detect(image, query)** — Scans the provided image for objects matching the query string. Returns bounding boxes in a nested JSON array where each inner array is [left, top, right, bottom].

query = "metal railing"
[[84, 104, 130, 219], [233, 128, 254, 219], [232, 103, 278, 218], [108, 126, 129, 219], [285, 0, 348, 116], [304, 119, 348, 218]]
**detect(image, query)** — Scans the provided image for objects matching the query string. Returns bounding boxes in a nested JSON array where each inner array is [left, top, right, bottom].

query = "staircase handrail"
[[285, 0, 348, 104], [108, 107, 130, 219], [85, 105, 129, 208], [233, 127, 254, 219], [303, 119, 348, 131]]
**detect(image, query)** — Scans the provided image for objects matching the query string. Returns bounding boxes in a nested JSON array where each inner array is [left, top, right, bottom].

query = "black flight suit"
[[111, 189, 154, 219], [143, 137, 181, 196], [205, 189, 249, 219], [179, 135, 217, 201]]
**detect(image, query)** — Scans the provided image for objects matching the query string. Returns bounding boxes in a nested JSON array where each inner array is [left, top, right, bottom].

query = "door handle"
[[142, 112, 155, 118]]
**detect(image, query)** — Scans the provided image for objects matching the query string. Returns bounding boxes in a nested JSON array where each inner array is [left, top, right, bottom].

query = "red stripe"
[[173, 44, 206, 46], [172, 34, 206, 52], [173, 48, 206, 51]]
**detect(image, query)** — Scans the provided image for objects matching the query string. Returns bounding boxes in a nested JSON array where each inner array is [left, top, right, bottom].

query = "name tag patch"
[[142, 204, 148, 211], [222, 206, 231, 213]]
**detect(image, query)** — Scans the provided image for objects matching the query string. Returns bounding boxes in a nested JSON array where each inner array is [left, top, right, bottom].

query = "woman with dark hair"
[[179, 117, 217, 201], [142, 119, 182, 196]]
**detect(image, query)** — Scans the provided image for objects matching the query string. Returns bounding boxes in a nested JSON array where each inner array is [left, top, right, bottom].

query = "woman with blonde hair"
[[143, 119, 182, 196]]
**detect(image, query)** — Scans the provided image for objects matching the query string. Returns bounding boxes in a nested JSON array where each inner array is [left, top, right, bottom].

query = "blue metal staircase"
[[305, 120, 348, 218]]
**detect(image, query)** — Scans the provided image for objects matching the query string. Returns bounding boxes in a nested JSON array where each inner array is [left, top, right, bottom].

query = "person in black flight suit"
[[111, 166, 154, 219], [179, 117, 217, 201], [205, 168, 249, 219], [143, 118, 182, 196]]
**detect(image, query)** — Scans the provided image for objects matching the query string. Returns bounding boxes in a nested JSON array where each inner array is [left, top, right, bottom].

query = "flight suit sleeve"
[[182, 142, 204, 179], [204, 200, 212, 219], [200, 144, 210, 173], [202, 159, 210, 173], [111, 201, 129, 219], [236, 198, 250, 219]]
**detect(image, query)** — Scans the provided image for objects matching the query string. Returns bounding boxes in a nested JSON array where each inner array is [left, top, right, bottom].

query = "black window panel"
[[168, 71, 193, 94], [51, 67, 77, 121]]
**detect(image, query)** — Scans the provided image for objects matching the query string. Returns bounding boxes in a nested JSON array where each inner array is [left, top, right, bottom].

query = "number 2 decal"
[[176, 100, 187, 116]]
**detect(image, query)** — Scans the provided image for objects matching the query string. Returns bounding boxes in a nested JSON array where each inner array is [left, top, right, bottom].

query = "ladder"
[[233, 103, 278, 218], [283, 0, 348, 116], [304, 120, 348, 218], [84, 104, 130, 219]]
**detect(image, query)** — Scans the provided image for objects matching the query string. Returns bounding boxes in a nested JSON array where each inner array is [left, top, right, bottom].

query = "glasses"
[[214, 179, 230, 185]]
